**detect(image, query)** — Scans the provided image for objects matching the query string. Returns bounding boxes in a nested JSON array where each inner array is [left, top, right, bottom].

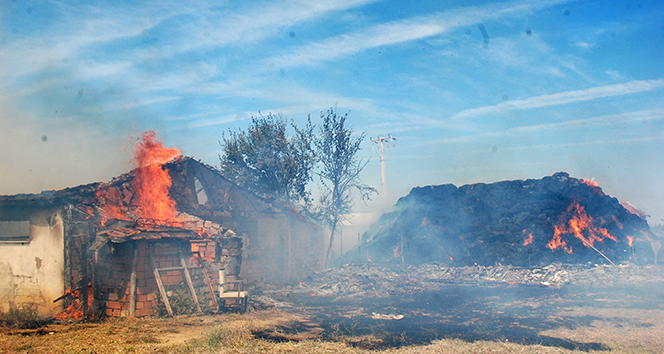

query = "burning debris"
[[359, 172, 657, 266]]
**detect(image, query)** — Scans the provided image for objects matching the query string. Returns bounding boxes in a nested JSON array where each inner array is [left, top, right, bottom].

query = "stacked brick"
[[96, 236, 242, 318]]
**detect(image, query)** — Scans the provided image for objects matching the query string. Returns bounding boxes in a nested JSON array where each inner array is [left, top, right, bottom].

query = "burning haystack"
[[361, 172, 657, 266]]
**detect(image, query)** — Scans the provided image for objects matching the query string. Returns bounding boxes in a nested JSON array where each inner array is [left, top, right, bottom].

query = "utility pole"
[[371, 134, 396, 207]]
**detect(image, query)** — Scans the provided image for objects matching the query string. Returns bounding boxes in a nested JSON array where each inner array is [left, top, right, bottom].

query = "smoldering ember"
[[1, 134, 663, 351], [356, 172, 659, 267]]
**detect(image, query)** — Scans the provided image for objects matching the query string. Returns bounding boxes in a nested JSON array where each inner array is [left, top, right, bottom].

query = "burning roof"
[[0, 132, 231, 240]]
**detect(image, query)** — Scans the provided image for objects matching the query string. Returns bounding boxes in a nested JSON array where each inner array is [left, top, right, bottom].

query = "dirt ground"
[[2, 264, 664, 353]]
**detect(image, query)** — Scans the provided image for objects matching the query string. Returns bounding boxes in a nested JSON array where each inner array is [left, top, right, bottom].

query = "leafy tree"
[[219, 113, 315, 206], [313, 107, 376, 267]]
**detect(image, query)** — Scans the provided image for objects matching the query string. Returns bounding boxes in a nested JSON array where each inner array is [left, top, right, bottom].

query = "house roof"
[[0, 155, 313, 224]]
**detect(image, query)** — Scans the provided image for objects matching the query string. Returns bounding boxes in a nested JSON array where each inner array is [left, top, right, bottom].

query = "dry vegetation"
[[1, 305, 663, 353], [2, 265, 664, 353]]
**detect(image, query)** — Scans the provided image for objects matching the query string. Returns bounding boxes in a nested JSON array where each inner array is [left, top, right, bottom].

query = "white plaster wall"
[[0, 212, 64, 317]]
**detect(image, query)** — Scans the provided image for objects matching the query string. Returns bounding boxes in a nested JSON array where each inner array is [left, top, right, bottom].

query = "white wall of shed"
[[0, 212, 64, 317]]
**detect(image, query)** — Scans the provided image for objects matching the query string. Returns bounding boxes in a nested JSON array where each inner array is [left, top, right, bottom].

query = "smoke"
[[0, 96, 131, 195]]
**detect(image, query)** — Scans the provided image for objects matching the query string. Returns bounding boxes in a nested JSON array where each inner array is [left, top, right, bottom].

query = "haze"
[[1, 0, 663, 239]]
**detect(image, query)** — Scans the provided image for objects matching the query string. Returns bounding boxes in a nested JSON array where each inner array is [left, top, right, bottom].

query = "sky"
[[1, 0, 663, 242]]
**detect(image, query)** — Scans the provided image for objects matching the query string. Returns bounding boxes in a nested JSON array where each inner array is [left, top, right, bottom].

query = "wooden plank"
[[179, 253, 202, 313], [150, 254, 173, 317], [195, 252, 219, 313]]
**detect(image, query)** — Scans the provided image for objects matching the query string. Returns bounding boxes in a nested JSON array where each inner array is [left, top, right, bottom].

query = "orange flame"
[[548, 202, 618, 254], [548, 225, 572, 253], [97, 131, 181, 225], [55, 283, 93, 321], [581, 179, 599, 188], [55, 287, 82, 320], [132, 131, 181, 221], [523, 233, 534, 246]]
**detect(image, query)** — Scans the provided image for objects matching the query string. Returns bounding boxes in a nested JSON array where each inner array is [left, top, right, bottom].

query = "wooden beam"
[[150, 254, 173, 317], [195, 252, 219, 313], [179, 253, 202, 313]]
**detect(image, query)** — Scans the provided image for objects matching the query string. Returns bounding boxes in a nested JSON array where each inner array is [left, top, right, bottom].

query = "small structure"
[[0, 156, 325, 319]]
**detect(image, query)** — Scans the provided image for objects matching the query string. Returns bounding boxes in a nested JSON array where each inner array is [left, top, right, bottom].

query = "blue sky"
[[1, 0, 663, 235]]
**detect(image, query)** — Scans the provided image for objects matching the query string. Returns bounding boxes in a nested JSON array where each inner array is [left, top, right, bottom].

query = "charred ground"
[[259, 263, 664, 352]]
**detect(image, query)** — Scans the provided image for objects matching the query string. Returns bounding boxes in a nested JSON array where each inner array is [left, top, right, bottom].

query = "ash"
[[266, 263, 664, 300]]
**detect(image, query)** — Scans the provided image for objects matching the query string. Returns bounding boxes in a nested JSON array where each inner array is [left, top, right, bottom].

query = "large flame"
[[131, 131, 181, 221], [547, 202, 618, 254], [548, 225, 572, 254], [97, 131, 181, 224]]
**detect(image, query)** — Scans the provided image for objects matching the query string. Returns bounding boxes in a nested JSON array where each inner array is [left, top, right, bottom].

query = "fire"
[[55, 287, 83, 320], [132, 131, 181, 221], [97, 131, 181, 225], [547, 202, 618, 254], [523, 233, 534, 246], [627, 235, 634, 247], [581, 178, 599, 188], [548, 225, 572, 254], [55, 283, 94, 321]]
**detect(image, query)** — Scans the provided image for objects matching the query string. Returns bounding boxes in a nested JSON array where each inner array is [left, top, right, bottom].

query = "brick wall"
[[96, 236, 242, 318]]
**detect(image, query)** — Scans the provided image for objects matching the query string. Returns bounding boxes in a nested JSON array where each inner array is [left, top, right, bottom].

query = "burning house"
[[0, 133, 325, 320]]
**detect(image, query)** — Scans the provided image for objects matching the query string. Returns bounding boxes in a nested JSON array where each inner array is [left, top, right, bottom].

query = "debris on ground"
[[264, 263, 664, 302]]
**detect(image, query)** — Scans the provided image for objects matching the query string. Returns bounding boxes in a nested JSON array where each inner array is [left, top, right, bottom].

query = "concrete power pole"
[[371, 134, 396, 207]]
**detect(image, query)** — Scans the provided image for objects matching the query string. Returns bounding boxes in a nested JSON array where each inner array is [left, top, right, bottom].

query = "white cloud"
[[421, 109, 664, 147], [450, 79, 664, 120], [0, 0, 378, 91], [175, 0, 380, 51], [575, 41, 592, 51], [183, 81, 380, 129], [263, 0, 579, 69], [605, 70, 622, 80]]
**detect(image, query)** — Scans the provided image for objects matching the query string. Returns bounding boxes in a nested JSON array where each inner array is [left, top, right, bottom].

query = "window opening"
[[0, 220, 30, 243]]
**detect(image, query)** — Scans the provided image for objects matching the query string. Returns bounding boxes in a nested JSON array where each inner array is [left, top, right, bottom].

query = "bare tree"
[[314, 107, 376, 267]]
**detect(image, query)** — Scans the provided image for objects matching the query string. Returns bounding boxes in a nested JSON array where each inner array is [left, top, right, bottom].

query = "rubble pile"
[[359, 172, 655, 266], [264, 264, 664, 303]]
